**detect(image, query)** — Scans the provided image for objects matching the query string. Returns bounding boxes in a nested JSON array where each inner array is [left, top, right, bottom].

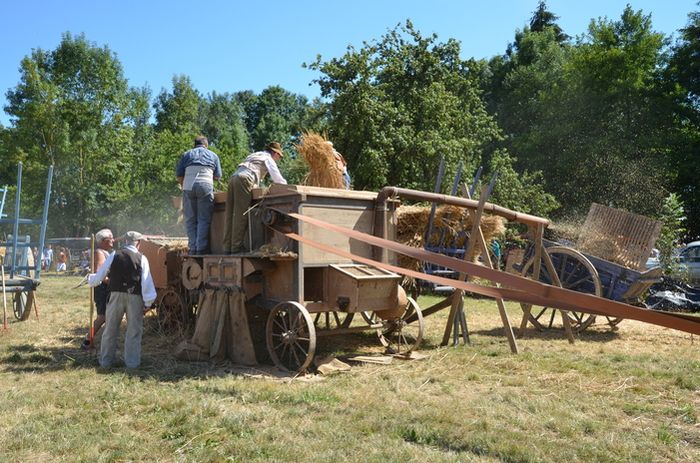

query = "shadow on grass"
[[472, 325, 622, 343], [0, 318, 282, 382], [0, 317, 411, 382]]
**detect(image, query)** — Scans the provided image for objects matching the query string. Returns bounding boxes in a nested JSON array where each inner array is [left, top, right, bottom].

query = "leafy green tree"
[[199, 91, 250, 175], [234, 86, 310, 151], [667, 5, 700, 239], [309, 21, 503, 192], [551, 6, 675, 216], [153, 75, 202, 135], [488, 6, 677, 221], [655, 193, 686, 271], [4, 33, 142, 236]]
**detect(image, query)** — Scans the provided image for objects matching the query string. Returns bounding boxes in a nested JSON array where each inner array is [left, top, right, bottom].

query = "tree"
[[4, 33, 141, 236], [309, 21, 503, 192], [153, 75, 202, 135], [529, 1, 569, 43], [235, 85, 311, 151], [487, 6, 677, 220], [667, 5, 700, 239]]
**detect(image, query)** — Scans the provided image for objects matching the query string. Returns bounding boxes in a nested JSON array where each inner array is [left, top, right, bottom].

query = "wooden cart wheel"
[[314, 311, 354, 330], [266, 301, 317, 372], [361, 311, 378, 325], [377, 297, 424, 354], [522, 246, 602, 332], [13, 291, 34, 321], [156, 287, 189, 331]]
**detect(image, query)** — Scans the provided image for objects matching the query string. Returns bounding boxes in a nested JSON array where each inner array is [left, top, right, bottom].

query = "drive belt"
[[273, 210, 700, 336]]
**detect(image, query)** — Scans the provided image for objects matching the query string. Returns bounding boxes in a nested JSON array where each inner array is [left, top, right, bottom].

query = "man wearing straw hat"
[[87, 231, 156, 368], [223, 142, 287, 254]]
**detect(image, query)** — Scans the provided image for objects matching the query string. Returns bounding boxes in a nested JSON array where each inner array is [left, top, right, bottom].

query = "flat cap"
[[125, 231, 144, 241]]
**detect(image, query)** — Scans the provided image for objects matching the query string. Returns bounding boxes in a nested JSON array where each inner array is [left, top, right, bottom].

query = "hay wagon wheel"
[[522, 246, 602, 333], [155, 287, 190, 330], [313, 311, 354, 330], [13, 290, 34, 321], [377, 297, 424, 354], [266, 301, 317, 373]]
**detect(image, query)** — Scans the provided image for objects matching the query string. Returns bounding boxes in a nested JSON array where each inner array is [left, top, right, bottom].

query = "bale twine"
[[295, 131, 345, 189]]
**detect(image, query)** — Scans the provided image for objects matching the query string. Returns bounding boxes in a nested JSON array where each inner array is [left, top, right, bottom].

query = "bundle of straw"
[[296, 131, 345, 189], [396, 204, 506, 272]]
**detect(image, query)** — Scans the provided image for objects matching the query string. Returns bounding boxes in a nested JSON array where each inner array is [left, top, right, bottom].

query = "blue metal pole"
[[35, 165, 54, 280], [10, 163, 22, 279]]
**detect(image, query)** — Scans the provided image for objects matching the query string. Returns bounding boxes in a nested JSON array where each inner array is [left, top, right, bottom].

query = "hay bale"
[[396, 205, 506, 271], [296, 131, 345, 189]]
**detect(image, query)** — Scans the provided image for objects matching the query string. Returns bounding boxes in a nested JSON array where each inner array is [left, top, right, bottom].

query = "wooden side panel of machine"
[[203, 256, 241, 287], [299, 205, 374, 265], [263, 259, 296, 302], [324, 264, 400, 313]]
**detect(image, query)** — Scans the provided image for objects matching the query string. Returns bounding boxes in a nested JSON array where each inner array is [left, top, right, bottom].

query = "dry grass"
[[0, 276, 698, 462]]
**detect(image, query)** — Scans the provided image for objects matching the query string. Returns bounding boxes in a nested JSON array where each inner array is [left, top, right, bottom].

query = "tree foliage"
[[4, 33, 142, 236], [2, 3, 700, 241], [309, 21, 502, 192]]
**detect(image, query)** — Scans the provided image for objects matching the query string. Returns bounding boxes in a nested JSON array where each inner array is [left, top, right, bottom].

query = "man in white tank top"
[[176, 136, 222, 254], [223, 142, 287, 253]]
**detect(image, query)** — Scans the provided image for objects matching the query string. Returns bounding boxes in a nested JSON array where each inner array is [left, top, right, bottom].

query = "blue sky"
[[1, 1, 697, 126]]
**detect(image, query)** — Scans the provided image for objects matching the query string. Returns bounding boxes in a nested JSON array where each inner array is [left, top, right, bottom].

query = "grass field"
[[0, 276, 698, 462]]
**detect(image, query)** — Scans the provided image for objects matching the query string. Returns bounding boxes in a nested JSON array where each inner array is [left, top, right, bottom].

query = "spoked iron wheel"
[[266, 301, 317, 373], [13, 291, 34, 321], [377, 297, 424, 355], [522, 246, 602, 333], [155, 288, 189, 331], [313, 311, 354, 330]]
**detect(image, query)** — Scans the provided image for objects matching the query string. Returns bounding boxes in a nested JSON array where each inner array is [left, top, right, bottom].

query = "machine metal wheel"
[[314, 311, 354, 330], [522, 246, 602, 333], [13, 291, 34, 321], [156, 287, 189, 331], [377, 297, 424, 355], [266, 301, 317, 372], [181, 259, 203, 290]]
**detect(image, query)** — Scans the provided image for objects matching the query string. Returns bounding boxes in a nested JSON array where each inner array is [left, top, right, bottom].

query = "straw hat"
[[265, 142, 284, 157]]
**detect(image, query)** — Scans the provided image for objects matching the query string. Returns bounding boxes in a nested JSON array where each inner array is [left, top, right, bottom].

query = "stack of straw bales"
[[396, 205, 506, 271], [296, 131, 345, 189]]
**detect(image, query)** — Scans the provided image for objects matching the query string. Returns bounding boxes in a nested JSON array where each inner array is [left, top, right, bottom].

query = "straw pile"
[[577, 235, 626, 267], [296, 131, 345, 189], [396, 205, 506, 272]]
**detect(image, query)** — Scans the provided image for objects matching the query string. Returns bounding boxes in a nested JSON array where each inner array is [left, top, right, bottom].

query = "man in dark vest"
[[88, 231, 156, 368]]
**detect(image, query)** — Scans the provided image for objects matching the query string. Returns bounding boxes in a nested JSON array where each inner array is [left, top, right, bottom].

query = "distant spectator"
[[56, 248, 67, 272], [43, 245, 53, 271]]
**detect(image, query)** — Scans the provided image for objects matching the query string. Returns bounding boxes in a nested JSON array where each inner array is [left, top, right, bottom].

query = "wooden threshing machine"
[[160, 184, 424, 372]]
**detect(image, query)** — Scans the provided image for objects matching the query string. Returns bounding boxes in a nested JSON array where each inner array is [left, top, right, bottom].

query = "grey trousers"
[[223, 170, 255, 253], [100, 292, 144, 368]]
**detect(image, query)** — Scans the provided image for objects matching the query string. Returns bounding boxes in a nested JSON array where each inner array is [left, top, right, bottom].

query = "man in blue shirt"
[[176, 136, 222, 254]]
